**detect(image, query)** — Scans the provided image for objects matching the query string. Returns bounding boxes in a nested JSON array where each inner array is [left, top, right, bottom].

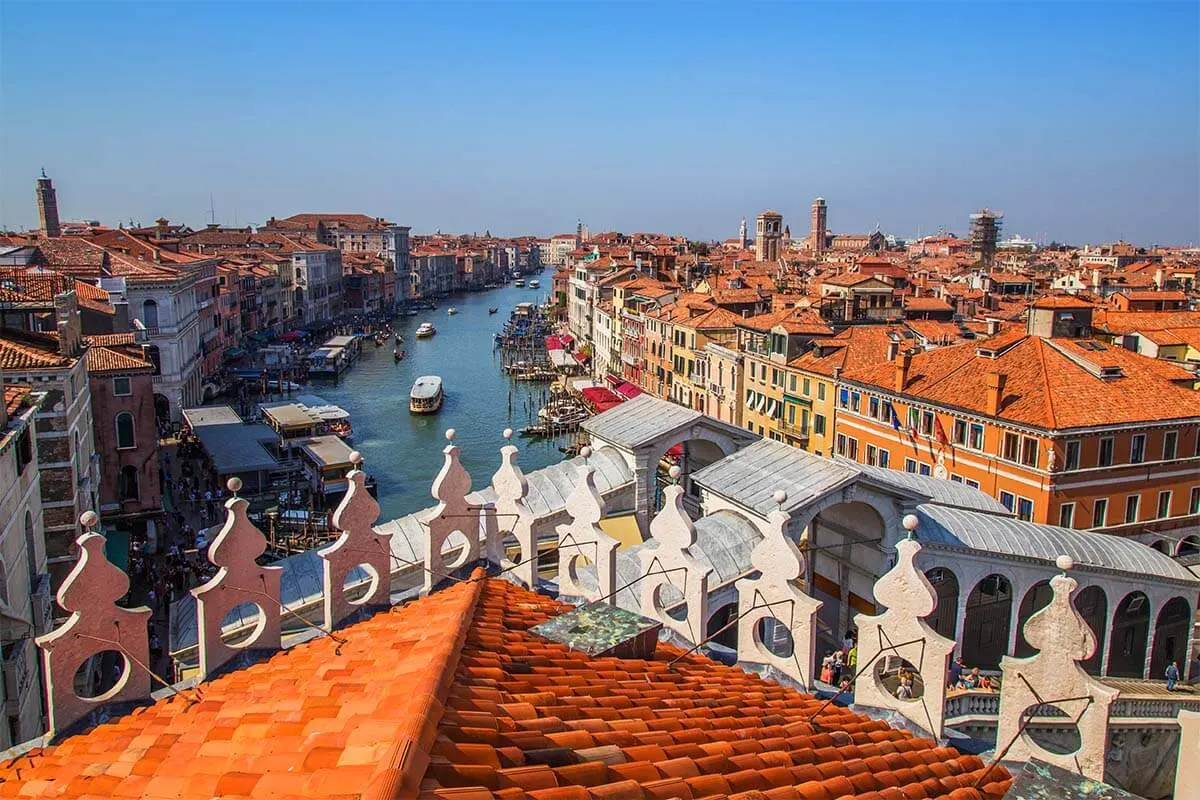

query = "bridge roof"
[[691, 439, 860, 516], [846, 459, 1011, 515], [916, 503, 1200, 586], [582, 393, 702, 447]]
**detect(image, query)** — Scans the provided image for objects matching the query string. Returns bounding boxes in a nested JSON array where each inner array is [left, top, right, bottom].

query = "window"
[[953, 420, 968, 446], [1191, 487, 1200, 516], [908, 408, 920, 432], [1163, 430, 1178, 460], [1124, 494, 1140, 524], [918, 463, 932, 476], [813, 414, 826, 435], [789, 374, 796, 392], [817, 383, 825, 401], [905, 458, 918, 474], [1058, 503, 1075, 528], [1130, 434, 1146, 464], [964, 478, 979, 489], [1020, 436, 1038, 468], [869, 397, 880, 420], [1098, 437, 1114, 467], [969, 424, 984, 451], [1157, 490, 1172, 519], [118, 465, 139, 501], [921, 411, 934, 436], [1064, 440, 1081, 471], [1093, 498, 1108, 527], [836, 433, 847, 456], [1002, 432, 1019, 461], [787, 404, 796, 426], [115, 412, 136, 450], [851, 392, 861, 413], [1000, 491, 1016, 512], [803, 378, 811, 396], [866, 444, 878, 466], [950, 474, 963, 483], [113, 376, 132, 399], [1017, 497, 1034, 521], [878, 450, 890, 469], [846, 438, 859, 461]]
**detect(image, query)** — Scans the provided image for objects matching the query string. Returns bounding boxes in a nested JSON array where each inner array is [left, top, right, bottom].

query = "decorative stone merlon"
[[191, 478, 283, 681], [36, 512, 152, 737], [639, 479, 710, 643], [556, 456, 618, 604], [421, 429, 477, 593], [853, 515, 955, 739], [996, 556, 1119, 780], [319, 452, 391, 630], [490, 429, 536, 588], [736, 498, 822, 689]]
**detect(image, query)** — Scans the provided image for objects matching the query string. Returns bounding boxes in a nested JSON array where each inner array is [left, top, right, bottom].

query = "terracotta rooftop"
[[1091, 309, 1200, 335], [0, 330, 72, 370], [4, 383, 33, 418], [1028, 295, 1093, 310], [84, 344, 154, 374], [904, 297, 954, 312], [847, 334, 1200, 429], [0, 571, 1011, 800], [789, 326, 898, 377]]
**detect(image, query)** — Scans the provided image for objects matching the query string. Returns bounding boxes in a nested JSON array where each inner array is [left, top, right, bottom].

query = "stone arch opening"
[[1150, 596, 1192, 679], [809, 500, 887, 657], [653, 437, 730, 516], [961, 574, 1013, 669], [705, 601, 738, 650], [1150, 539, 1170, 554], [1107, 591, 1151, 678], [1014, 580, 1054, 658], [1074, 585, 1108, 676], [141, 299, 159, 329], [922, 567, 959, 641], [1177, 535, 1200, 557], [153, 392, 170, 426]]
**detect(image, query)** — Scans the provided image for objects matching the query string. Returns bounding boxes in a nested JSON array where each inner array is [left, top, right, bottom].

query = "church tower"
[[738, 218, 747, 249], [755, 210, 783, 262], [36, 170, 61, 238], [810, 197, 827, 255]]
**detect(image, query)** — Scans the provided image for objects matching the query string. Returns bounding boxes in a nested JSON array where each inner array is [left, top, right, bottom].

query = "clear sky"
[[1, 1, 1197, 245]]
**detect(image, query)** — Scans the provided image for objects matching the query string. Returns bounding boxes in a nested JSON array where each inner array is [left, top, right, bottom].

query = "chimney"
[[54, 291, 82, 357], [887, 338, 899, 362], [985, 372, 1006, 416], [1154, 267, 1165, 288], [985, 317, 1001, 336], [894, 351, 912, 393], [112, 300, 130, 333]]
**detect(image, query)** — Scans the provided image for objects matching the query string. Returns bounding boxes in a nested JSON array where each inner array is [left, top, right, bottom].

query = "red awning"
[[580, 386, 623, 413]]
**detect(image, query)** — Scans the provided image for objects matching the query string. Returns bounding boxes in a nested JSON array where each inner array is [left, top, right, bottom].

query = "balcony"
[[687, 371, 706, 387], [2, 637, 33, 716]]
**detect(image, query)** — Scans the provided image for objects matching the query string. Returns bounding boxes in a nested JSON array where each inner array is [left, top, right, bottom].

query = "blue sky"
[[2, 1, 1197, 244]]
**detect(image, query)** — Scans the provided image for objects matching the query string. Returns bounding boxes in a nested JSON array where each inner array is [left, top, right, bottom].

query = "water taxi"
[[415, 322, 436, 338], [447, 307, 458, 315], [528, 279, 540, 289], [514, 278, 525, 287], [409, 376, 444, 414]]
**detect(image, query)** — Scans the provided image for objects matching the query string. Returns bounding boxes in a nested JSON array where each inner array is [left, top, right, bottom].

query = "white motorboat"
[[415, 322, 436, 338], [409, 376, 444, 414]]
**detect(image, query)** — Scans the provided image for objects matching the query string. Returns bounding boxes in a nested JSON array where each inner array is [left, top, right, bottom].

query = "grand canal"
[[311, 271, 570, 521]]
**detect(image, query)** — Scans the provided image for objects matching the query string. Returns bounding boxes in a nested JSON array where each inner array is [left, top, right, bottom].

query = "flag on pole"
[[888, 403, 901, 431], [934, 416, 949, 447]]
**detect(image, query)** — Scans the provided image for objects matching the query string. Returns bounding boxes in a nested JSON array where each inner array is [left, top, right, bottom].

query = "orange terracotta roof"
[[1091, 309, 1200, 334], [85, 345, 154, 374], [738, 307, 832, 336], [905, 297, 954, 312], [821, 273, 877, 287], [1119, 290, 1187, 301], [1029, 295, 1093, 310], [848, 334, 1200, 429], [4, 383, 33, 418], [790, 326, 898, 377], [0, 331, 72, 370], [83, 333, 137, 347]]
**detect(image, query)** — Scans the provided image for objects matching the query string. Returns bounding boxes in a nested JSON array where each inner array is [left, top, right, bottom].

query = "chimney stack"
[[985, 372, 1006, 416], [894, 351, 912, 394], [54, 291, 82, 357], [1154, 267, 1165, 288], [985, 317, 1001, 336]]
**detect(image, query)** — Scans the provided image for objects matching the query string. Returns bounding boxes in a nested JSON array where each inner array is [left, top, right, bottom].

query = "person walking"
[[1166, 661, 1180, 691]]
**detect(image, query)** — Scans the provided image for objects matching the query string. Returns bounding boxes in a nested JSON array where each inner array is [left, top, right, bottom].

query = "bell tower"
[[810, 197, 827, 255], [36, 169, 61, 238], [755, 210, 783, 262]]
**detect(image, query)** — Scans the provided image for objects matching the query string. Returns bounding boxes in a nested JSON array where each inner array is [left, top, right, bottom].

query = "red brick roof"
[[904, 297, 954, 312], [0, 331, 71, 370], [0, 571, 1011, 800], [847, 334, 1200, 429], [1091, 309, 1200, 335], [4, 383, 33, 417], [85, 345, 154, 374], [1028, 295, 1093, 310]]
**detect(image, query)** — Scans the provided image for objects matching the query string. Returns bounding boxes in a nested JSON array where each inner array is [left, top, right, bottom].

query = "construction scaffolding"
[[969, 209, 1004, 270]]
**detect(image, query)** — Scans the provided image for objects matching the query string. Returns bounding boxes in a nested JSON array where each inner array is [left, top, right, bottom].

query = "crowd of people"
[[819, 630, 858, 693]]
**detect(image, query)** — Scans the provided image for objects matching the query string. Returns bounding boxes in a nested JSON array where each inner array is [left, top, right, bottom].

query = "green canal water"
[[311, 271, 570, 522]]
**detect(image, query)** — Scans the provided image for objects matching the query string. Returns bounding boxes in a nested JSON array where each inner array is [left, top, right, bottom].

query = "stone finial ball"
[[445, 428, 456, 441], [503, 428, 513, 440], [773, 489, 788, 506], [349, 450, 363, 466], [580, 446, 592, 459], [227, 476, 243, 494], [901, 513, 920, 532], [79, 510, 99, 529], [1056, 554, 1074, 572], [668, 465, 682, 480]]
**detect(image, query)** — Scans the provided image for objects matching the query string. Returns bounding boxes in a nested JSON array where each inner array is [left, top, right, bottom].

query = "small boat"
[[529, 279, 540, 289], [393, 349, 405, 362], [415, 322, 436, 338], [514, 279, 524, 287], [409, 375, 444, 414], [488, 308, 498, 315], [447, 307, 458, 315]]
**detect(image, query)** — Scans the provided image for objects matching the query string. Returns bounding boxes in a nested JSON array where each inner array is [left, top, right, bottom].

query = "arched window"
[[142, 299, 159, 329], [118, 466, 139, 501], [961, 574, 1013, 669], [1074, 585, 1108, 675], [115, 413, 136, 450], [1150, 597, 1192, 679], [1107, 591, 1151, 678]]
